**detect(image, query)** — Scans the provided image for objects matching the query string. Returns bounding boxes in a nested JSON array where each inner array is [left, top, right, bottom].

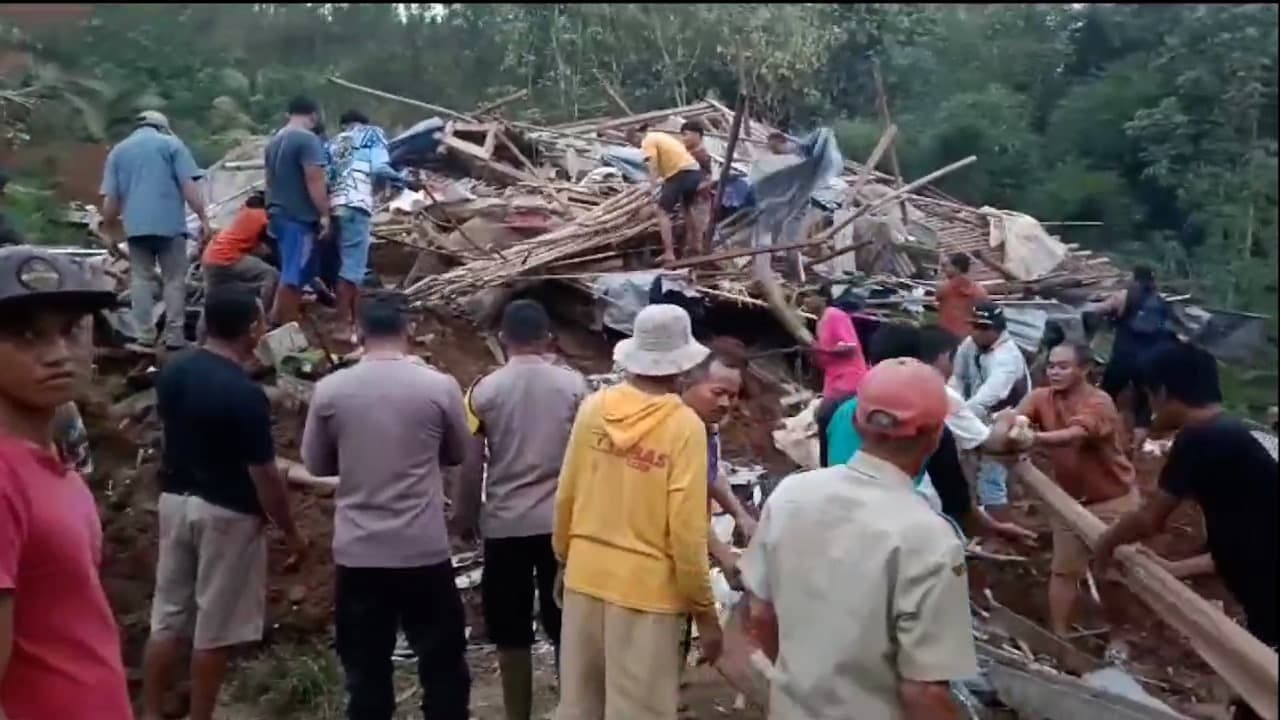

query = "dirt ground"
[[82, 243, 1230, 717]]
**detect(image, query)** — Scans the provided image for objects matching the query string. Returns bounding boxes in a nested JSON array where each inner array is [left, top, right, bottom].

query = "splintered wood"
[[404, 188, 653, 305]]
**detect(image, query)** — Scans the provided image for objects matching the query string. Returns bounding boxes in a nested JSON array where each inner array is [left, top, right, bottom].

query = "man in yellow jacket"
[[554, 303, 721, 719]]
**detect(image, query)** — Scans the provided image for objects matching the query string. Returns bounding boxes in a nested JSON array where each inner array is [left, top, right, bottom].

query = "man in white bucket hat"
[[553, 303, 722, 719]]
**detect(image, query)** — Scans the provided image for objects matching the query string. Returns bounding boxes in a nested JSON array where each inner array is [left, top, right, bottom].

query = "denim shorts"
[[335, 206, 372, 284], [269, 215, 316, 288]]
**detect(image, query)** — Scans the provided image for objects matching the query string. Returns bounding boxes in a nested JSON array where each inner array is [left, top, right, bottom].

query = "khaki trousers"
[[556, 589, 685, 720]]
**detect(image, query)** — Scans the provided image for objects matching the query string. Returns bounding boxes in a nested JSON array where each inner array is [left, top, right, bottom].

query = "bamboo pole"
[[870, 55, 908, 225], [1010, 459, 1278, 720], [707, 92, 748, 248], [327, 76, 476, 122], [472, 88, 529, 116]]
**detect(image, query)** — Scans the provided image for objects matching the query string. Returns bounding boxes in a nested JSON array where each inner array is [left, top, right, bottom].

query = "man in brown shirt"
[[935, 253, 988, 339], [1009, 342, 1136, 636]]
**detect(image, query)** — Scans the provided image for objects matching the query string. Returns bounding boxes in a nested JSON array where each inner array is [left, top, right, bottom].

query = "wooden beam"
[[472, 88, 528, 116], [666, 237, 827, 270], [707, 92, 747, 248], [594, 70, 634, 115], [1009, 459, 1279, 720], [327, 75, 475, 122], [870, 55, 908, 225]]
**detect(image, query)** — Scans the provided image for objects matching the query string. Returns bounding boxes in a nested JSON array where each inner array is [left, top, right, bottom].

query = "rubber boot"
[[497, 647, 534, 720]]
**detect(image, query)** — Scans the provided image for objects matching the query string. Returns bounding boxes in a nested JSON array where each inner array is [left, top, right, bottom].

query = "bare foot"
[[657, 252, 677, 267]]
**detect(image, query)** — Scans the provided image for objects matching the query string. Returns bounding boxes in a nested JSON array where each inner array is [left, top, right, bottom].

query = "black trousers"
[[481, 535, 561, 651], [814, 391, 857, 467], [335, 562, 471, 720]]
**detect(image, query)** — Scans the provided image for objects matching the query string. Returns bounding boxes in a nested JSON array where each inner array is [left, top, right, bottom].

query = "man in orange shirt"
[[1007, 342, 1137, 636], [201, 192, 277, 312], [935, 253, 988, 338]]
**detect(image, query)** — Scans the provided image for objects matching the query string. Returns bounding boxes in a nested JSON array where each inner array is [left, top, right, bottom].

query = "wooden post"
[[1009, 459, 1279, 720], [707, 92, 748, 248], [870, 56, 909, 225]]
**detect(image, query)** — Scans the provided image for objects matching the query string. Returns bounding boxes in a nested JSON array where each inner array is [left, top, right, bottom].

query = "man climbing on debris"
[[935, 252, 988, 339], [264, 96, 330, 327], [554, 303, 721, 719], [678, 120, 715, 254], [1004, 342, 1137, 637], [100, 110, 210, 354], [740, 358, 978, 719], [302, 290, 472, 720], [949, 302, 1030, 522], [821, 323, 1035, 543], [142, 286, 304, 720], [1087, 265, 1176, 447], [456, 299, 588, 720], [627, 124, 704, 266], [327, 109, 410, 344], [1094, 342, 1276, 657], [0, 246, 133, 720], [805, 284, 869, 466], [200, 190, 277, 313]]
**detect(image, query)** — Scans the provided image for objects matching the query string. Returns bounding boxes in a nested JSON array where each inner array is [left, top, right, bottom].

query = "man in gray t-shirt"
[[263, 96, 330, 326]]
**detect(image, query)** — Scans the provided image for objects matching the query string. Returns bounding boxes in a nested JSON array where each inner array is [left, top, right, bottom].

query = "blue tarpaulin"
[[388, 117, 446, 169]]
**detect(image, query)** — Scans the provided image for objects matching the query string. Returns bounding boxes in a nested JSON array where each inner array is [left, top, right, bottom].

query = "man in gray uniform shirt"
[[456, 299, 589, 720], [302, 290, 471, 720]]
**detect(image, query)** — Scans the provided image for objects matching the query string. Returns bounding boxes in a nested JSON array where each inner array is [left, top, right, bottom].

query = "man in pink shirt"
[[0, 246, 133, 720], [805, 287, 869, 465]]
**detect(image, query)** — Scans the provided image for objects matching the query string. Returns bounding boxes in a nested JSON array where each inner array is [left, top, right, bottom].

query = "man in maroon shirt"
[[0, 245, 132, 720]]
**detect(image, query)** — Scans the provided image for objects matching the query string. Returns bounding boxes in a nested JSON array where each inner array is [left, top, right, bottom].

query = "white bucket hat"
[[614, 304, 709, 377]]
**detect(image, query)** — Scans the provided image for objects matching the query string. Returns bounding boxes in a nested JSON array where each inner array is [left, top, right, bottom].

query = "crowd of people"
[[0, 101, 1275, 720]]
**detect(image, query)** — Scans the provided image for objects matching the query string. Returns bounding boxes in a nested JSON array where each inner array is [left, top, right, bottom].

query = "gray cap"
[[136, 109, 172, 133], [0, 245, 117, 311]]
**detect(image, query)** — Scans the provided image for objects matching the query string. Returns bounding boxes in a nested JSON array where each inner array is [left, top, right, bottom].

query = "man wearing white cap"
[[553, 303, 722, 719], [100, 110, 210, 353]]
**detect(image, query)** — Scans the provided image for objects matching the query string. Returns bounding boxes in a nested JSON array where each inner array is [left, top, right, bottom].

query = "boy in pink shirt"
[[806, 288, 870, 466], [0, 246, 132, 720]]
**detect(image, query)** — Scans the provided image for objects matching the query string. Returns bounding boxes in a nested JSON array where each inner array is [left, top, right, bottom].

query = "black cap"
[[0, 245, 117, 312], [970, 301, 1005, 328]]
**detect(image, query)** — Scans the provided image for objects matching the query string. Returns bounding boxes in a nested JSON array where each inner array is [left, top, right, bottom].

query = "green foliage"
[[229, 643, 344, 719], [5, 3, 1276, 326]]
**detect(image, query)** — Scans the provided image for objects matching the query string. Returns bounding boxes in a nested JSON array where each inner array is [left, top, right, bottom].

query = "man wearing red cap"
[[739, 358, 977, 719]]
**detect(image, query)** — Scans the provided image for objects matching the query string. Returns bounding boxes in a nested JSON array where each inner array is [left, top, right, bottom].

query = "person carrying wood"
[[0, 246, 133, 720], [553, 303, 721, 719], [739, 358, 979, 719], [626, 124, 705, 266], [949, 302, 1031, 522], [934, 252, 988, 339], [1093, 342, 1276, 720], [1002, 342, 1138, 637], [302, 290, 472, 719], [455, 299, 589, 720]]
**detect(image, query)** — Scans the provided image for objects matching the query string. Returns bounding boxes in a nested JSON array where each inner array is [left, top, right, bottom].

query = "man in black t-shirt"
[[1094, 341, 1276, 719], [142, 288, 305, 720]]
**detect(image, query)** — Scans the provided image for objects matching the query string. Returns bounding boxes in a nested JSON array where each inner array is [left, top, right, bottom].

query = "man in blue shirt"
[[100, 111, 209, 352]]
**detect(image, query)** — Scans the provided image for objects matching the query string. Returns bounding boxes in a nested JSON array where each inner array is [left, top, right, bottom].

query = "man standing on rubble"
[[1005, 342, 1137, 637], [805, 285, 870, 466], [554, 303, 721, 719], [142, 286, 304, 720], [1088, 265, 1175, 446], [949, 302, 1030, 521], [935, 253, 988, 339], [1094, 342, 1276, 654], [100, 110, 210, 354], [455, 299, 588, 720], [740, 358, 978, 719], [0, 246, 132, 720], [627, 125, 704, 266], [327, 109, 410, 344], [302, 290, 472, 720], [264, 96, 330, 327]]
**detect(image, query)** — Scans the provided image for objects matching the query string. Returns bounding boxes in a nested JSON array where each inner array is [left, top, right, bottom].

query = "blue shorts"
[[335, 206, 372, 284], [270, 215, 317, 288]]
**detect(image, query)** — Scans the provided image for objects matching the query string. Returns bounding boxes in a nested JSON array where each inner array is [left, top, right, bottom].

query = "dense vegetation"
[[3, 3, 1277, 320]]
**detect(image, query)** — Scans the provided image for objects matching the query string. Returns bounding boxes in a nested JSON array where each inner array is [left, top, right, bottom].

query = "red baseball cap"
[[855, 358, 949, 437]]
